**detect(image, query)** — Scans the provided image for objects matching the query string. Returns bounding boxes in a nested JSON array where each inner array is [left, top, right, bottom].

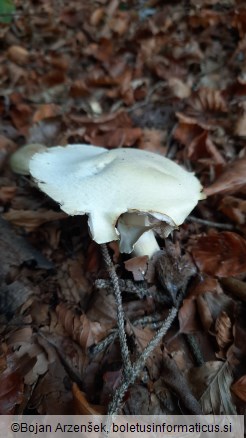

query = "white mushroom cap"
[[9, 143, 47, 175], [29, 144, 204, 252]]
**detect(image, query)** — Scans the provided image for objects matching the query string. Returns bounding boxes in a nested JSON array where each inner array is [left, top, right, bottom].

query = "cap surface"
[[29, 144, 204, 248]]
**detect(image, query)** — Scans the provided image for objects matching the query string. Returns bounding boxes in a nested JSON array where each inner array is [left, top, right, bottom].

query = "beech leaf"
[[187, 361, 236, 414]]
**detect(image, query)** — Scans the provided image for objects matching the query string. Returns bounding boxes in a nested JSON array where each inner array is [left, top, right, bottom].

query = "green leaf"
[[0, 0, 15, 24]]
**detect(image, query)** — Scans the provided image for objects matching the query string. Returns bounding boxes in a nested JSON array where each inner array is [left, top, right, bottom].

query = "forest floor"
[[0, 0, 246, 416]]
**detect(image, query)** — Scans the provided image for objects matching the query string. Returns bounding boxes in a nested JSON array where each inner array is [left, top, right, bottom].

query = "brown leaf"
[[168, 77, 191, 99], [7, 45, 29, 65], [188, 130, 225, 164], [90, 8, 104, 26], [30, 361, 73, 414], [72, 383, 106, 414], [0, 186, 17, 204], [56, 302, 114, 350], [188, 275, 223, 298], [138, 128, 167, 155], [219, 196, 246, 224], [3, 209, 68, 232], [235, 112, 246, 136], [231, 375, 246, 402], [178, 298, 200, 333], [85, 127, 142, 148], [189, 88, 228, 113], [0, 135, 17, 169], [173, 121, 204, 148], [191, 231, 246, 277], [0, 353, 36, 414], [124, 256, 148, 281], [204, 158, 246, 196], [33, 104, 61, 123], [187, 361, 236, 414], [196, 294, 214, 331], [215, 311, 233, 351]]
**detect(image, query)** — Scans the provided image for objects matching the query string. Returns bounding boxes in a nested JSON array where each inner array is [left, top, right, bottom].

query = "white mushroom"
[[9, 143, 48, 175], [28, 144, 204, 258]]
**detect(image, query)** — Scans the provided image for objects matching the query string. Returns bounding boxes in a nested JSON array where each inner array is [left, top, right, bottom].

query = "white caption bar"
[[1, 415, 244, 438]]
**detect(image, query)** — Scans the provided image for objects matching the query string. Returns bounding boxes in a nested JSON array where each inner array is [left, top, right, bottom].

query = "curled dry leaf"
[[56, 302, 114, 351], [204, 158, 246, 196], [231, 375, 246, 402], [215, 311, 233, 351], [189, 88, 228, 113], [187, 130, 225, 164], [196, 290, 233, 333], [191, 231, 246, 277], [173, 120, 225, 164]]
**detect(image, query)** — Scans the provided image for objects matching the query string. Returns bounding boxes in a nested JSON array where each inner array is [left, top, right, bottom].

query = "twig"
[[107, 305, 178, 415], [95, 278, 149, 299], [185, 334, 204, 366], [160, 355, 202, 414], [100, 244, 132, 378], [187, 216, 235, 230], [89, 314, 163, 357]]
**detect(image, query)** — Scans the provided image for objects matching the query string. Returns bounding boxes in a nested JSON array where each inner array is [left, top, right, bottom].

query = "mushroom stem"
[[133, 229, 160, 258]]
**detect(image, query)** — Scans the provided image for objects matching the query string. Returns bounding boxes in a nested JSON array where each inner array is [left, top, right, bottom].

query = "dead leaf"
[[123, 385, 164, 415], [0, 353, 35, 414], [168, 77, 191, 99], [7, 46, 29, 65], [231, 375, 246, 402], [219, 196, 246, 224], [196, 294, 214, 331], [72, 383, 106, 414], [138, 128, 167, 155], [187, 361, 236, 414], [215, 311, 233, 351], [191, 231, 246, 277], [178, 298, 200, 333], [85, 127, 142, 148], [3, 209, 67, 231], [56, 302, 114, 350], [189, 88, 228, 113], [90, 8, 105, 26], [30, 361, 74, 414], [0, 186, 17, 204], [124, 256, 148, 281], [235, 112, 246, 136], [33, 104, 61, 123], [204, 158, 246, 196]]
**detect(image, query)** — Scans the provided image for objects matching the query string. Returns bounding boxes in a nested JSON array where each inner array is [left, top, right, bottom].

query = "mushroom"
[[27, 144, 204, 258], [9, 143, 48, 175]]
